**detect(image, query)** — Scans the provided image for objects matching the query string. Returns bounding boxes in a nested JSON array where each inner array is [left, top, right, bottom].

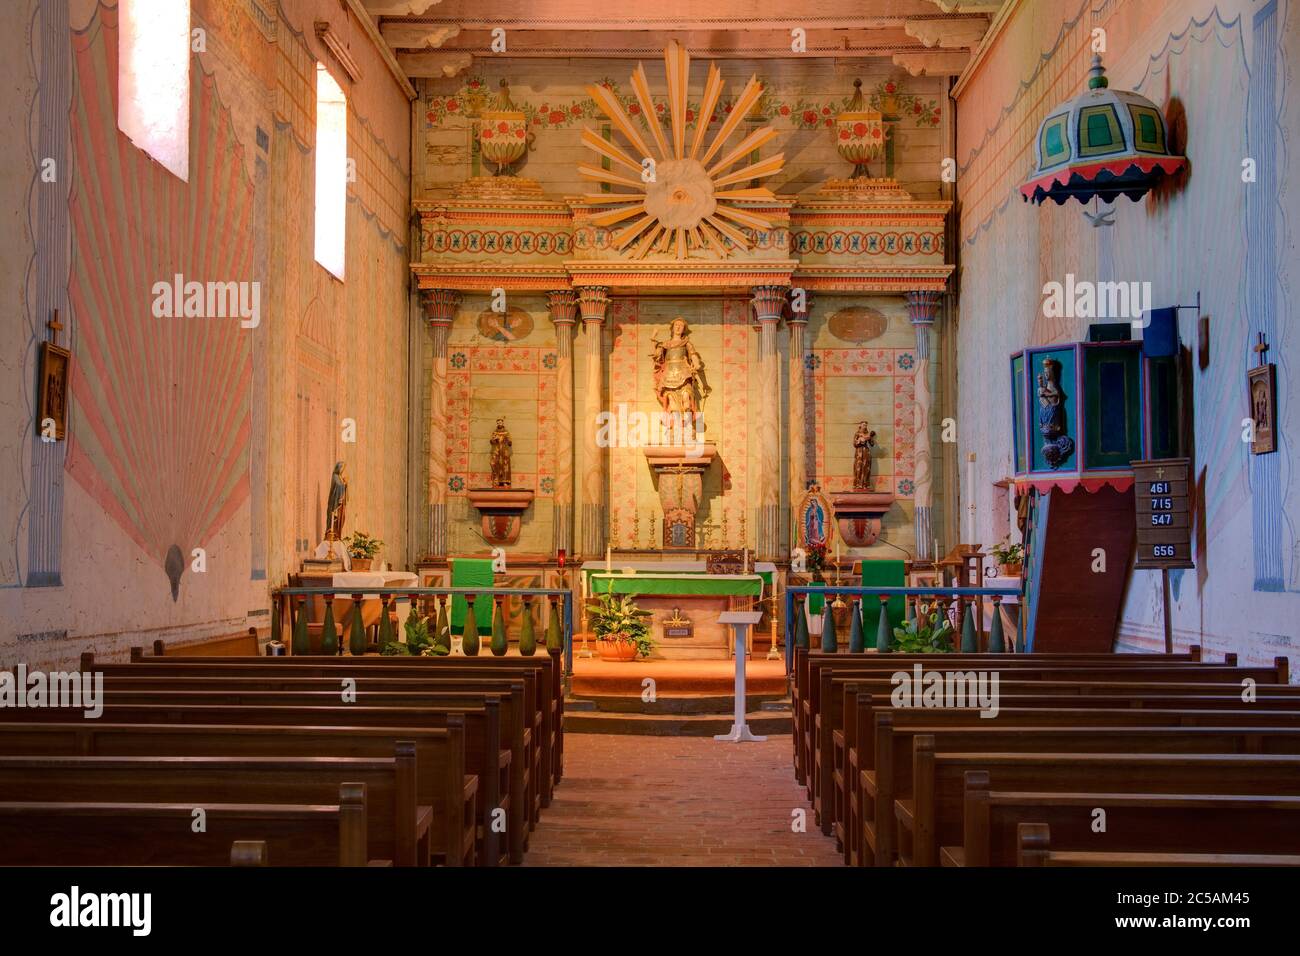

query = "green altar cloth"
[[589, 573, 764, 598], [860, 559, 906, 637], [582, 566, 773, 589], [451, 558, 494, 634]]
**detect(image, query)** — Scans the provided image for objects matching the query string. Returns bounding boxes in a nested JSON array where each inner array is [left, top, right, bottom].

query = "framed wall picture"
[[1247, 362, 1277, 455], [37, 341, 70, 442]]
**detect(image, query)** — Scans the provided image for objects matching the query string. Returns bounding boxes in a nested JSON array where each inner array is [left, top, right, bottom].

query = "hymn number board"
[[1131, 458, 1195, 570]]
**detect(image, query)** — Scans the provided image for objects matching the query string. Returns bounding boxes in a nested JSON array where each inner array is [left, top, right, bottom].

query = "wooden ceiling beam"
[[892, 49, 971, 76], [397, 49, 473, 77], [903, 16, 989, 49]]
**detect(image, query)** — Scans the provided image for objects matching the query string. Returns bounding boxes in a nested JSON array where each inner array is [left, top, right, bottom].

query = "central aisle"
[[522, 734, 843, 866]]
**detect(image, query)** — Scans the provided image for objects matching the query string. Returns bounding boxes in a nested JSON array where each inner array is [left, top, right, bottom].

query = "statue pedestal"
[[643, 444, 717, 549], [831, 491, 895, 547], [467, 488, 535, 545]]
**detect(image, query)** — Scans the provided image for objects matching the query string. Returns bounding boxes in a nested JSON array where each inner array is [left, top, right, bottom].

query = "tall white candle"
[[966, 452, 977, 545], [605, 544, 611, 573]]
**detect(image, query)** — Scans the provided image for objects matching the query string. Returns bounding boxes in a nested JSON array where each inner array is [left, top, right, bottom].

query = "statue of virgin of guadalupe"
[[650, 318, 710, 435]]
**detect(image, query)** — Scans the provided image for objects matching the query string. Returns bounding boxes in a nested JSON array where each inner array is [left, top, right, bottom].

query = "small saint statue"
[[852, 421, 877, 490], [325, 461, 348, 541], [650, 317, 710, 441], [1036, 356, 1075, 468], [490, 419, 512, 488]]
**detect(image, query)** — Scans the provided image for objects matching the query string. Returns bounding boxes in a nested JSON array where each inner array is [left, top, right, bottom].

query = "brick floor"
[[522, 733, 843, 866]]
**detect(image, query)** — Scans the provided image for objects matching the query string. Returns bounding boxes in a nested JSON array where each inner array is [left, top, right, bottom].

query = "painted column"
[[752, 286, 787, 560], [578, 286, 610, 557], [907, 290, 943, 561], [787, 295, 811, 554], [421, 289, 461, 557], [548, 289, 577, 557]]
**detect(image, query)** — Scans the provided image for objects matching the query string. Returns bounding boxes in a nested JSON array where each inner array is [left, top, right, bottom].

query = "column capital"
[[420, 288, 462, 327], [547, 289, 578, 327], [750, 285, 787, 324], [906, 290, 944, 327], [788, 290, 812, 324], [577, 286, 610, 324]]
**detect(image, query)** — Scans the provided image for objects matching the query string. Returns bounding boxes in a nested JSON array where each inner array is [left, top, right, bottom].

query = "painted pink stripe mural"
[[66, 7, 253, 600]]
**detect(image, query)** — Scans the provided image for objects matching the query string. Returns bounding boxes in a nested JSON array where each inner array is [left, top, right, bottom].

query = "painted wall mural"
[[67, 12, 253, 603]]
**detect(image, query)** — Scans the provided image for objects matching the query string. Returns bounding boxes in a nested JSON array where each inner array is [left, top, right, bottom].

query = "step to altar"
[[567, 693, 788, 715], [562, 708, 793, 737], [568, 657, 788, 697]]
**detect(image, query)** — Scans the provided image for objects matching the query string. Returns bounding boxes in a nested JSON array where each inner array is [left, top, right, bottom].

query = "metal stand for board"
[[714, 610, 765, 743]]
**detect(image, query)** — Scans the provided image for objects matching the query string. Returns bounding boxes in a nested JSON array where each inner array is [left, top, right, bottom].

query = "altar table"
[[588, 571, 766, 659]]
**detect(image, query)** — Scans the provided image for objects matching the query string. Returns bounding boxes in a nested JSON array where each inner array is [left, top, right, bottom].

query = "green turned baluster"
[[987, 596, 1006, 653], [820, 600, 838, 652], [518, 596, 537, 656], [378, 594, 394, 650], [462, 594, 481, 656], [349, 593, 366, 655], [270, 591, 283, 648], [875, 596, 891, 652], [436, 596, 451, 652], [960, 603, 979, 652], [545, 597, 562, 652], [491, 596, 508, 656], [320, 595, 339, 656], [291, 596, 309, 656], [848, 597, 864, 653], [793, 595, 809, 650]]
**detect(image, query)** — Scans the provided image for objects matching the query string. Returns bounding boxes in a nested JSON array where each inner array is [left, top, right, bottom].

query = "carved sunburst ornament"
[[578, 41, 785, 260]]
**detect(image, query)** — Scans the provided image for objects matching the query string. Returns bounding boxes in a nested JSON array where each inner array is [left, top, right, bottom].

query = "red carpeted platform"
[[570, 658, 789, 697]]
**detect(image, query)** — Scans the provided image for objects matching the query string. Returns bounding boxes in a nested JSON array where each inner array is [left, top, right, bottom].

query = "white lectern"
[[714, 610, 766, 743]]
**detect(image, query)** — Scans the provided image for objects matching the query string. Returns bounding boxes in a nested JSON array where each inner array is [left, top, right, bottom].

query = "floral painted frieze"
[[426, 77, 941, 132]]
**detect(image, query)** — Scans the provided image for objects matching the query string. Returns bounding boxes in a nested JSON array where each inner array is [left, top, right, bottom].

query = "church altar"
[[583, 560, 773, 659]]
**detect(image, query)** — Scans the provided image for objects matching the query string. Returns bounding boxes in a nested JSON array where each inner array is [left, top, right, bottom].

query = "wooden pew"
[[799, 651, 1249, 803], [92, 675, 542, 829], [836, 690, 1300, 865], [791, 646, 1212, 783], [0, 754, 426, 866], [0, 794, 368, 866], [955, 779, 1300, 866], [127, 649, 563, 772], [888, 724, 1300, 866], [112, 651, 562, 804], [809, 659, 1290, 840], [0, 721, 475, 866], [93, 685, 535, 848], [905, 751, 1300, 869], [0, 697, 518, 865], [1017, 822, 1300, 867]]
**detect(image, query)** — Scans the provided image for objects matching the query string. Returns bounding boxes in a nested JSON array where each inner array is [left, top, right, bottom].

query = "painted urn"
[[478, 79, 529, 174], [835, 79, 885, 178]]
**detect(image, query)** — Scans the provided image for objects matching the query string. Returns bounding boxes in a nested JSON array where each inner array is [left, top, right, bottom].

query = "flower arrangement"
[[891, 602, 955, 653], [588, 593, 655, 659], [345, 531, 383, 571], [990, 537, 1025, 575]]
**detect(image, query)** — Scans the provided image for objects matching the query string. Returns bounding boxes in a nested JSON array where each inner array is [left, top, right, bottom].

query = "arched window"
[[314, 63, 347, 280], [117, 0, 190, 181]]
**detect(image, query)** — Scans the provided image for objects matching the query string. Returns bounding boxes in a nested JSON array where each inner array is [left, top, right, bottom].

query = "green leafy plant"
[[588, 592, 655, 658], [345, 531, 384, 560], [989, 537, 1024, 566], [891, 602, 955, 653]]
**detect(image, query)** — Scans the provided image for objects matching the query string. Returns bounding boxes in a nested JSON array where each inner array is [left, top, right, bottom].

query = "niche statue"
[[650, 317, 710, 439], [1037, 357, 1075, 468], [490, 419, 513, 488], [325, 461, 348, 541], [852, 421, 878, 490]]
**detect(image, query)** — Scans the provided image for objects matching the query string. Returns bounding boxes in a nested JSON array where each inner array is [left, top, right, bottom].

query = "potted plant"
[[345, 531, 383, 572], [990, 537, 1024, 577], [382, 613, 449, 657], [587, 592, 654, 662], [891, 602, 955, 653]]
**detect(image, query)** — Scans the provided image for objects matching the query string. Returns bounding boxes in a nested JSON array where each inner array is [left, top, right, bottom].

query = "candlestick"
[[966, 452, 977, 545]]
